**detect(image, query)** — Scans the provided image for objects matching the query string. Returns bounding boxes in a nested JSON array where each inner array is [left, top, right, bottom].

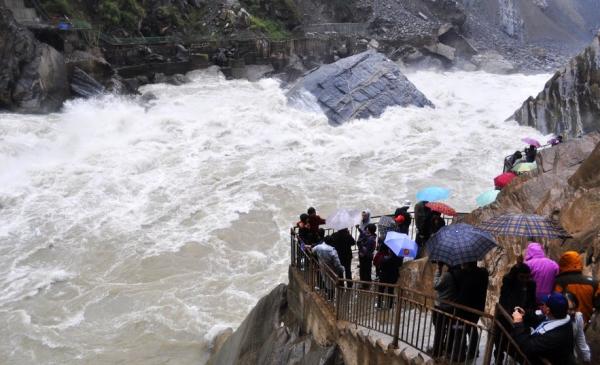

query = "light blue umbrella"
[[416, 186, 450, 202], [476, 190, 500, 207], [384, 231, 418, 258]]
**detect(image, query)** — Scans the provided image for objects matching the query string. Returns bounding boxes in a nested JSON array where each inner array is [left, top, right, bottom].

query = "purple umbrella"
[[522, 137, 541, 147]]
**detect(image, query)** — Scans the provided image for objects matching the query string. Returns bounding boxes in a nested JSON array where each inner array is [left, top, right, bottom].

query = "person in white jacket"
[[566, 292, 591, 363]]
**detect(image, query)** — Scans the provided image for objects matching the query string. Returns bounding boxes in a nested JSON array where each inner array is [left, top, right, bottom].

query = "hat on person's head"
[[394, 215, 405, 224], [542, 292, 568, 319], [403, 200, 411, 207], [558, 251, 583, 274]]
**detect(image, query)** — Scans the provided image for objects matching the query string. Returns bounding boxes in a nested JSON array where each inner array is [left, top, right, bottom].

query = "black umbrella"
[[427, 223, 498, 266]]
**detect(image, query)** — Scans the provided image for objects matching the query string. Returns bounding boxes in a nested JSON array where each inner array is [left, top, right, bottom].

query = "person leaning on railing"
[[511, 292, 575, 365]]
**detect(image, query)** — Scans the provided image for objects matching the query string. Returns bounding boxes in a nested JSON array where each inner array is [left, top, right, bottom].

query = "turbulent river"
[[0, 68, 549, 364]]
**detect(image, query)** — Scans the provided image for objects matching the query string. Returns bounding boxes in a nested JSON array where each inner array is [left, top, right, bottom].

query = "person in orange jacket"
[[554, 251, 600, 324]]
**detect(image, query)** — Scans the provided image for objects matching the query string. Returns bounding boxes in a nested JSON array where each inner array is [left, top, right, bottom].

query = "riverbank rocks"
[[511, 33, 600, 137], [287, 50, 433, 125], [206, 284, 343, 365], [0, 4, 68, 113]]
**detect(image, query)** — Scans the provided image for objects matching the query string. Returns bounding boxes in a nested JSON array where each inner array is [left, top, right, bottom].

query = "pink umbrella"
[[522, 137, 541, 147]]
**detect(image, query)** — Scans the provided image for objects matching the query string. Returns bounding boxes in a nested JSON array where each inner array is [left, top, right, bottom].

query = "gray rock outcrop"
[[206, 284, 343, 365], [511, 33, 600, 137], [0, 4, 69, 113], [287, 50, 433, 125]]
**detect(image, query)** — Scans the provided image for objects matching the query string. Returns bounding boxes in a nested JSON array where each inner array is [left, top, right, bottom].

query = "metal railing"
[[290, 223, 532, 365]]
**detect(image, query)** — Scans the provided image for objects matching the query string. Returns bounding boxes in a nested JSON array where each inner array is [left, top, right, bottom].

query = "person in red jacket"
[[307, 207, 326, 244]]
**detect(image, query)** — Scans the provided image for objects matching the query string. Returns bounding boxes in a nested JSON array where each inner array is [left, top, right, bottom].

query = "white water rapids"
[[0, 68, 549, 364]]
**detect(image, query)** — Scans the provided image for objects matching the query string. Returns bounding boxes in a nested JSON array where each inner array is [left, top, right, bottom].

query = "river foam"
[[0, 68, 549, 364]]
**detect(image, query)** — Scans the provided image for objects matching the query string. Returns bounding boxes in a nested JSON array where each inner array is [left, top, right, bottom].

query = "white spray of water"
[[0, 68, 549, 364]]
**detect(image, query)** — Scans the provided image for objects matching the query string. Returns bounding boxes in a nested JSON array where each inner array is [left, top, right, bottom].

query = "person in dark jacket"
[[329, 228, 356, 287], [455, 262, 489, 360], [512, 292, 575, 365], [374, 244, 402, 308], [414, 201, 432, 258], [430, 211, 446, 235], [496, 261, 537, 362], [357, 224, 377, 288], [431, 262, 460, 358], [525, 145, 537, 163], [504, 150, 523, 172], [307, 207, 326, 244], [296, 213, 311, 245], [394, 206, 412, 234]]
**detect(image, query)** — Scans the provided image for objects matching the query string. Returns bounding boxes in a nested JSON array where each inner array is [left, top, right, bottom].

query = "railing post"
[[290, 228, 294, 267], [391, 285, 403, 349], [335, 279, 342, 320], [482, 306, 498, 365]]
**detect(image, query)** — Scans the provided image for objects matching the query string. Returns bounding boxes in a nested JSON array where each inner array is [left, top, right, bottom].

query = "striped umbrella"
[[426, 224, 498, 266], [425, 202, 457, 216], [478, 213, 569, 238]]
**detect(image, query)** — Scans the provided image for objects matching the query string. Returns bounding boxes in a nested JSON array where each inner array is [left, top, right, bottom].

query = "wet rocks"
[[287, 50, 433, 125], [0, 4, 69, 113], [511, 33, 600, 137], [206, 284, 343, 365]]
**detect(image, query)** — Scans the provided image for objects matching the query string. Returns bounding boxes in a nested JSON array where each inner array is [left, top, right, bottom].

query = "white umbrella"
[[326, 209, 362, 231], [384, 231, 418, 258]]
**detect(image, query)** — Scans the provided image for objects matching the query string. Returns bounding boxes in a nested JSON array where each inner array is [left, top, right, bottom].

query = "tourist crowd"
[[294, 205, 599, 365]]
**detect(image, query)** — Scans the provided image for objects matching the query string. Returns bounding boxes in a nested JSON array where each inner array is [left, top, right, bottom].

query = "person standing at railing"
[[512, 292, 575, 365], [330, 228, 356, 288], [455, 261, 489, 361], [374, 244, 403, 309], [525, 242, 559, 303], [414, 201, 432, 258], [311, 229, 345, 301], [430, 262, 460, 358], [356, 224, 377, 289], [307, 207, 326, 244], [394, 204, 411, 235], [296, 213, 311, 247], [504, 150, 523, 172], [496, 261, 538, 362], [525, 144, 538, 163]]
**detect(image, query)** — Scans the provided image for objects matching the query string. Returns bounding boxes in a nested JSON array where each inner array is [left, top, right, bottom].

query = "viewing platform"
[[288, 213, 532, 365]]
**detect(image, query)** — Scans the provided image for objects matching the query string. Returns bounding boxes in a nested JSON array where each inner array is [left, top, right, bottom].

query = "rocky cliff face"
[[0, 4, 69, 113], [206, 284, 343, 365], [458, 133, 600, 363], [287, 50, 433, 125], [511, 33, 600, 137]]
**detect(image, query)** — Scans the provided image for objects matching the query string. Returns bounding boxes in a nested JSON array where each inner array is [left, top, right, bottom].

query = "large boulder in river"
[[510, 33, 600, 137], [0, 4, 69, 113], [288, 50, 433, 125]]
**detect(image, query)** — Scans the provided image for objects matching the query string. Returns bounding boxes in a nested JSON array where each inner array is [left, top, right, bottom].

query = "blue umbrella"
[[476, 190, 500, 207], [426, 223, 497, 266], [384, 231, 418, 258], [416, 186, 450, 202]]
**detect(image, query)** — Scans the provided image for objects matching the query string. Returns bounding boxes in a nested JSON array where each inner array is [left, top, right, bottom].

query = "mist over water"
[[0, 68, 549, 364]]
